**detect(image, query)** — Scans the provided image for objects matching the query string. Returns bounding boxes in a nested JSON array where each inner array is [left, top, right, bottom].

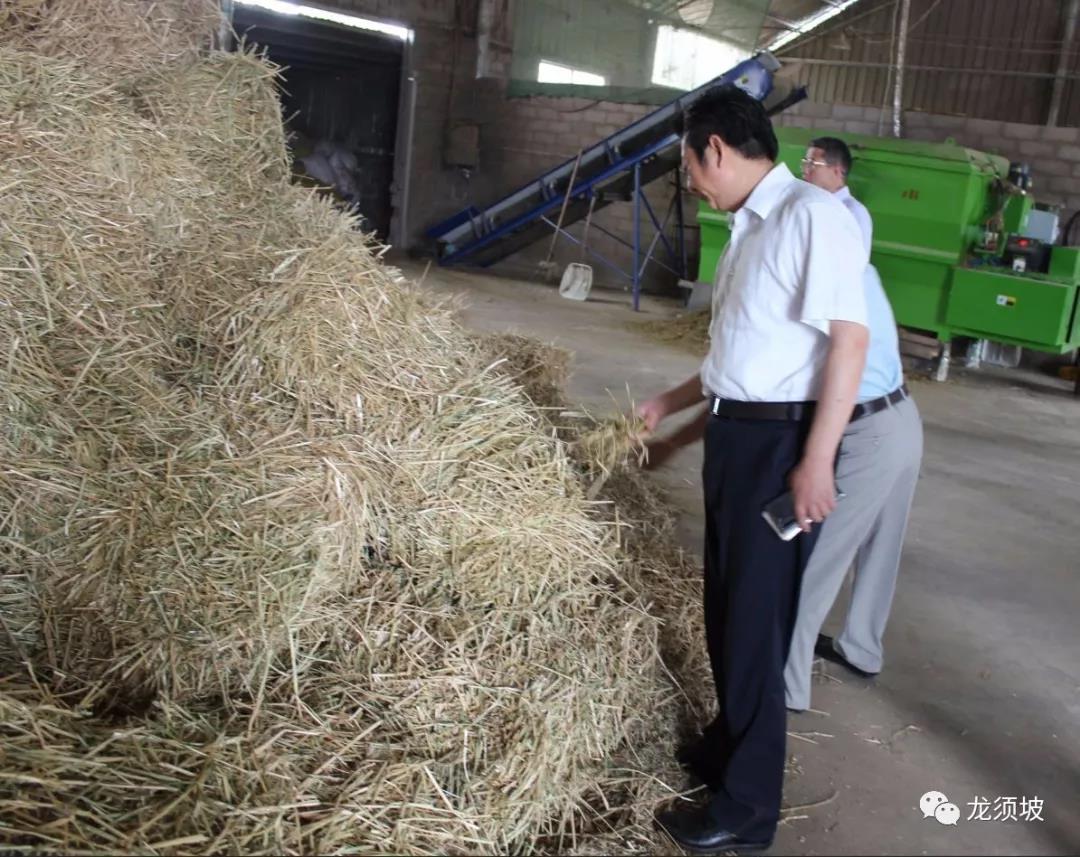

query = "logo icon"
[[920, 791, 960, 825], [920, 790, 949, 819]]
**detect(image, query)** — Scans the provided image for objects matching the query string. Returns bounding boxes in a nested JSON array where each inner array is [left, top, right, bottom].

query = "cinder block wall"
[[775, 101, 1080, 228]]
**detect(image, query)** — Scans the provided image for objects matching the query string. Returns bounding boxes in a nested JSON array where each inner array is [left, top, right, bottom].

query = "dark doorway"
[[233, 5, 404, 238]]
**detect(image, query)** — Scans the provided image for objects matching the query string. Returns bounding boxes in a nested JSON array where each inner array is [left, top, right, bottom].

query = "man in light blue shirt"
[[785, 137, 924, 710]]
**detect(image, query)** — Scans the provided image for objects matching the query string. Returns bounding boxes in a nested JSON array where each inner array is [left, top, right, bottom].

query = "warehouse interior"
[[1, 0, 1078, 855]]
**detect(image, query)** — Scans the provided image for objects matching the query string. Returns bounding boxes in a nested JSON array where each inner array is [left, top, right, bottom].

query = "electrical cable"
[[1061, 209, 1080, 246]]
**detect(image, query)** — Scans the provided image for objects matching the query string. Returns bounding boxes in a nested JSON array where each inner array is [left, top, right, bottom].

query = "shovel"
[[538, 149, 583, 283], [559, 193, 596, 301]]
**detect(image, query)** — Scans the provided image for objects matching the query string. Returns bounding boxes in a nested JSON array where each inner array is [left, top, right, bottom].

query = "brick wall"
[[480, 96, 691, 292], [775, 101, 1080, 226]]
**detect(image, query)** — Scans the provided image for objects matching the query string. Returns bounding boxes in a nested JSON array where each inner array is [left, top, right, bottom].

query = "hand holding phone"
[[762, 488, 846, 541]]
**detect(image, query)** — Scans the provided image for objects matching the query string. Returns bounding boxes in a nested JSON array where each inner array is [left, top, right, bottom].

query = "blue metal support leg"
[[637, 192, 683, 286], [580, 220, 683, 278], [639, 190, 680, 271], [633, 162, 642, 311]]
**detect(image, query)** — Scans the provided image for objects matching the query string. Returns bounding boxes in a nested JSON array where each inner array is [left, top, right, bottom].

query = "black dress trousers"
[[699, 411, 823, 837]]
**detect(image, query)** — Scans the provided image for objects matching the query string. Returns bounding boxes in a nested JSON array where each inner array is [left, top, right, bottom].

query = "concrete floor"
[[403, 260, 1080, 856]]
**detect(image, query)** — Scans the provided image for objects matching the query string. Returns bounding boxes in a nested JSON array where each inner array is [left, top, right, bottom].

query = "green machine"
[[697, 126, 1080, 378]]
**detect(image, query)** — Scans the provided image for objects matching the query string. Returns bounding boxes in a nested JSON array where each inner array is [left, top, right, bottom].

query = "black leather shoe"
[[815, 634, 878, 679], [675, 736, 705, 767], [675, 730, 729, 788], [675, 742, 721, 789], [655, 804, 773, 854]]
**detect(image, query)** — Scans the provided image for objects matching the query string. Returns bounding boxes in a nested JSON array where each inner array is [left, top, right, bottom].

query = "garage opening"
[[231, 0, 410, 239]]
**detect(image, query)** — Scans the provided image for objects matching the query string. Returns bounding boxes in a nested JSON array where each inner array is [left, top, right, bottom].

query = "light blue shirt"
[[859, 265, 904, 401], [834, 187, 904, 401]]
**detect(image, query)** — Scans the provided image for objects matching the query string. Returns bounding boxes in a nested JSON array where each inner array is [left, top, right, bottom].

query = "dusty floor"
[[401, 259, 1080, 856]]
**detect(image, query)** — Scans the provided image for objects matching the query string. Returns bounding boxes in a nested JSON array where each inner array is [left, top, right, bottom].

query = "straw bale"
[[595, 468, 710, 720], [0, 4, 709, 852], [133, 50, 292, 184], [0, 0, 219, 74], [474, 332, 571, 411], [0, 574, 38, 673], [0, 0, 47, 31]]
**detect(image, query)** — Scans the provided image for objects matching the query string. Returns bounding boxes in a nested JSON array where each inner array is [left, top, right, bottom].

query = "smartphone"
[[761, 488, 846, 541]]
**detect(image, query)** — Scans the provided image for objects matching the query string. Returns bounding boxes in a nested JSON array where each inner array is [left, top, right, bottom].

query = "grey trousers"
[[784, 395, 923, 711]]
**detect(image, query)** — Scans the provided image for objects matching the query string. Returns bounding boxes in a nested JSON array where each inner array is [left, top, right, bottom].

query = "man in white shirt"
[[787, 137, 924, 710], [639, 87, 869, 853]]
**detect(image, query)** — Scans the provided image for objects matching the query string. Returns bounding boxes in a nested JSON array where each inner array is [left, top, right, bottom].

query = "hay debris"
[[571, 413, 649, 500], [0, 4, 709, 854], [574, 414, 649, 475], [628, 310, 710, 355]]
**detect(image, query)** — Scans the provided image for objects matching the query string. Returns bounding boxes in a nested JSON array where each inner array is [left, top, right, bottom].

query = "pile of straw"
[[473, 332, 571, 411], [0, 2, 706, 853], [0, 0, 219, 73]]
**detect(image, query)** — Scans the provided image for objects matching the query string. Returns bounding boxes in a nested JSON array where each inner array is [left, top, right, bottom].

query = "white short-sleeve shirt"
[[701, 163, 868, 402], [835, 185, 873, 255]]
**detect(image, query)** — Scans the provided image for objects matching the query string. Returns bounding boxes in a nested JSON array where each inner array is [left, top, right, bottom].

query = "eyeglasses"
[[801, 157, 830, 168]]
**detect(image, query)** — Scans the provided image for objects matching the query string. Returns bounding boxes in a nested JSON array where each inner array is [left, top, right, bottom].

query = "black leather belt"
[[710, 398, 815, 421], [708, 383, 909, 423], [850, 383, 909, 422]]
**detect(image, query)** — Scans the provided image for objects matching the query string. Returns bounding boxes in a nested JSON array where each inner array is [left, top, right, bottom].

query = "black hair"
[[675, 84, 778, 163], [810, 136, 853, 176]]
